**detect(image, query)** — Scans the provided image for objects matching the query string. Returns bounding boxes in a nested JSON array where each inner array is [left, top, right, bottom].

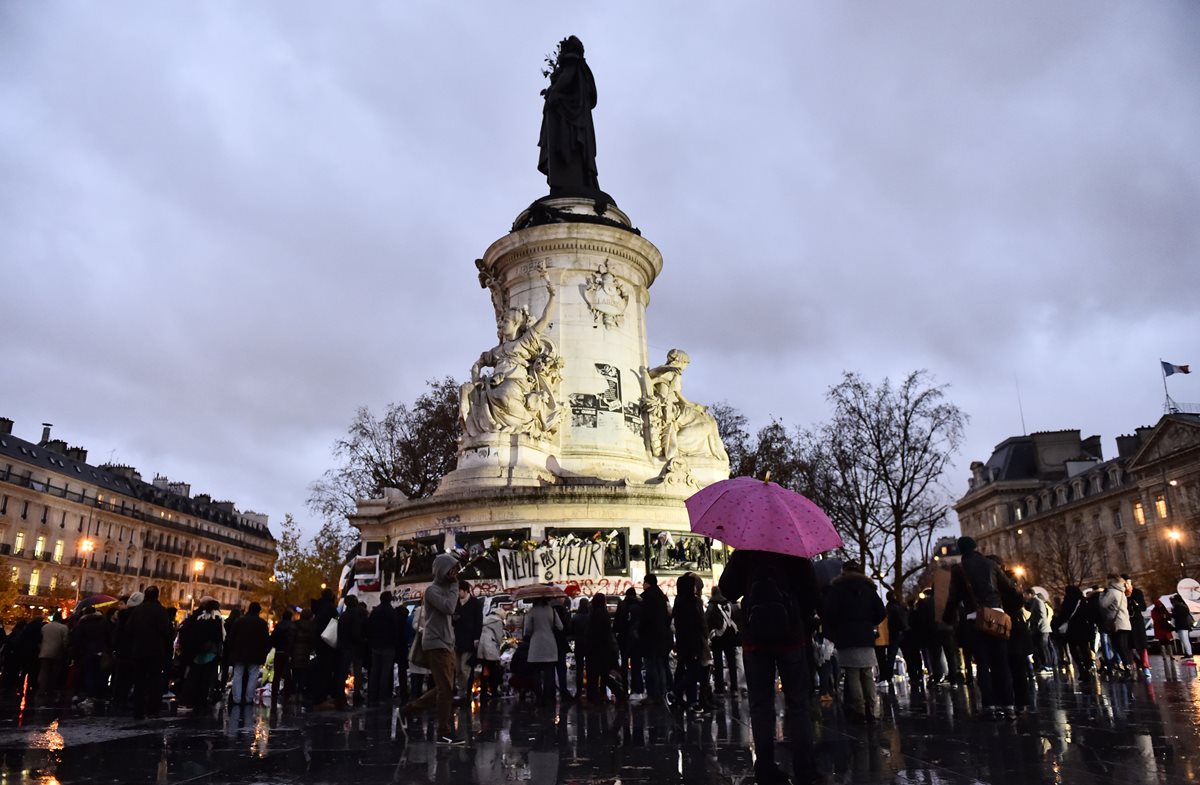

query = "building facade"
[[955, 414, 1200, 599], [0, 418, 276, 614]]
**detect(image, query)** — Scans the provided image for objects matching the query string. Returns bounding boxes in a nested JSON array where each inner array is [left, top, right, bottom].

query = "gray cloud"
[[3, 3, 1198, 532]]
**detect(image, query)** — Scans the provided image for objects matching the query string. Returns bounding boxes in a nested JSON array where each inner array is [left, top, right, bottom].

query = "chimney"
[[39, 423, 52, 445], [45, 439, 68, 454], [0, 418, 12, 435], [66, 446, 89, 463]]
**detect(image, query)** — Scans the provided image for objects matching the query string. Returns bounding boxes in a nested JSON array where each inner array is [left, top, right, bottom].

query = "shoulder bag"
[[959, 565, 1011, 640]]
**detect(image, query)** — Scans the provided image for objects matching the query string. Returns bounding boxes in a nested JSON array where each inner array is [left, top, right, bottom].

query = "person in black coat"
[[671, 573, 709, 712], [453, 581, 483, 700], [228, 602, 270, 706], [122, 586, 174, 719], [366, 593, 398, 706], [336, 595, 367, 707], [944, 538, 1017, 716], [570, 598, 591, 698], [613, 588, 644, 695], [1125, 578, 1149, 677], [823, 562, 886, 721], [393, 603, 410, 702], [182, 599, 224, 709], [306, 589, 338, 708], [719, 549, 821, 785], [585, 593, 627, 703], [1054, 586, 1095, 677], [997, 565, 1033, 712], [271, 609, 297, 705], [637, 574, 672, 704]]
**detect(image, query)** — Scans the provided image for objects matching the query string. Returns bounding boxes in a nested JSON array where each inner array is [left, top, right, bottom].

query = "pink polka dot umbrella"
[[685, 475, 843, 558]]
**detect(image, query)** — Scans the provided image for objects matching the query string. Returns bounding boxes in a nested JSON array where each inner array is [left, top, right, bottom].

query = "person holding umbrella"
[[694, 475, 837, 785]]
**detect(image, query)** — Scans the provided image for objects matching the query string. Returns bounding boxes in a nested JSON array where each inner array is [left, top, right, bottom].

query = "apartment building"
[[0, 418, 276, 613]]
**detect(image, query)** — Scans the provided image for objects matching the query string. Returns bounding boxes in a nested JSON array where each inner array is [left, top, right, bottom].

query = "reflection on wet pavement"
[[2, 669, 1200, 784]]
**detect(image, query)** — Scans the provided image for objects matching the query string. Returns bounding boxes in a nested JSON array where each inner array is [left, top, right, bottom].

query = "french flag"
[[1162, 360, 1191, 376]]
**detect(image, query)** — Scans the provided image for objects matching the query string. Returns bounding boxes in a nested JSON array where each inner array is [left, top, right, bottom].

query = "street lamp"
[[1013, 565, 1027, 580], [75, 539, 94, 604], [191, 559, 204, 610], [1167, 529, 1185, 579]]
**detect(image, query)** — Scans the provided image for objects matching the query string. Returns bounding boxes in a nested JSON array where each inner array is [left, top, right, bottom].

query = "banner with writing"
[[499, 541, 606, 589]]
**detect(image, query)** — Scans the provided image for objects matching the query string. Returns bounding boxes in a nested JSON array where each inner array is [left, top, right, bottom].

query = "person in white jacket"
[[1098, 574, 1135, 679], [475, 606, 507, 702]]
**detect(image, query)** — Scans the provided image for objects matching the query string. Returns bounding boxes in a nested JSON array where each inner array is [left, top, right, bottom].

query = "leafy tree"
[[309, 377, 462, 523], [270, 513, 359, 613]]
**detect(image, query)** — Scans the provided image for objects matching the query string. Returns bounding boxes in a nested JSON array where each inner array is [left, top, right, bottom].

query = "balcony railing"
[[0, 467, 275, 555]]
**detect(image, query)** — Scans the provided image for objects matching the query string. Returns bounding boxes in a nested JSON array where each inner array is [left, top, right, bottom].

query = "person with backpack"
[[706, 587, 739, 696], [822, 561, 886, 723], [719, 549, 821, 785]]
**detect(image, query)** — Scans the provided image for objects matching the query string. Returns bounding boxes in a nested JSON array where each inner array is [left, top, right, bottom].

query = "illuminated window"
[[1133, 501, 1146, 525], [34, 536, 45, 557], [50, 576, 57, 591], [29, 568, 40, 595], [9, 567, 18, 584], [1014, 505, 1023, 522], [13, 532, 25, 553], [1155, 495, 1167, 519], [53, 540, 64, 563]]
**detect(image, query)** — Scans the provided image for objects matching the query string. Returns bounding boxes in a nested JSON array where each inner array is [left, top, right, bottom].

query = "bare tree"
[[824, 371, 967, 593], [309, 377, 461, 523], [1028, 522, 1096, 595], [710, 401, 751, 477]]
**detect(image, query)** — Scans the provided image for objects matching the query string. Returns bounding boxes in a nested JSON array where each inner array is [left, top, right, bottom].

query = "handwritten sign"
[[499, 541, 606, 588]]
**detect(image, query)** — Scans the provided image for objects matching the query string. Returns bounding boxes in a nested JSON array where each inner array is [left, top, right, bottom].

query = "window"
[[20, 500, 29, 520], [1155, 494, 1168, 519], [13, 532, 25, 554], [29, 568, 40, 595], [34, 535, 45, 557], [1014, 504, 1023, 522], [53, 540, 63, 563], [1119, 544, 1130, 571], [0, 495, 7, 515], [9, 567, 18, 584], [1134, 501, 1146, 525], [49, 576, 57, 591], [1112, 508, 1122, 530], [1140, 538, 1152, 564]]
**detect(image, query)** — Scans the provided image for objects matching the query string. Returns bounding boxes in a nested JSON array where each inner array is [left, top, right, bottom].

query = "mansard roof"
[[0, 430, 274, 542]]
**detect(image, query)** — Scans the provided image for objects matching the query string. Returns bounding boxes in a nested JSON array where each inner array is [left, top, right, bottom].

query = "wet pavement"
[[2, 667, 1200, 784]]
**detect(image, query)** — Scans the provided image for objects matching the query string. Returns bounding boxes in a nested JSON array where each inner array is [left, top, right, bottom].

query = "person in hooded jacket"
[[822, 561, 886, 722], [475, 604, 506, 702], [401, 553, 464, 744]]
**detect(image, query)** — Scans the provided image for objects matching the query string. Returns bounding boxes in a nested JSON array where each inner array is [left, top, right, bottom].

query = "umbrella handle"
[[763, 471, 771, 485]]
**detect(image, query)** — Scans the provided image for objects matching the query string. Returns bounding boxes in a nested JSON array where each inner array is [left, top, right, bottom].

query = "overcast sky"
[[3, 3, 1198, 539]]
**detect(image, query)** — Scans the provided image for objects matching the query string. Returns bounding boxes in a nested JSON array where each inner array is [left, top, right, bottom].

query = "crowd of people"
[[0, 538, 1196, 785]]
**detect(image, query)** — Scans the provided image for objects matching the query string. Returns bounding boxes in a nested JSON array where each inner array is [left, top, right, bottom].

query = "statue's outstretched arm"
[[530, 280, 558, 335]]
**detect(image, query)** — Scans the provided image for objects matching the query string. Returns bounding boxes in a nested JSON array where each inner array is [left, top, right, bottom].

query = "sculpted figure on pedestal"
[[538, 36, 600, 197], [460, 276, 565, 441], [643, 349, 730, 463]]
